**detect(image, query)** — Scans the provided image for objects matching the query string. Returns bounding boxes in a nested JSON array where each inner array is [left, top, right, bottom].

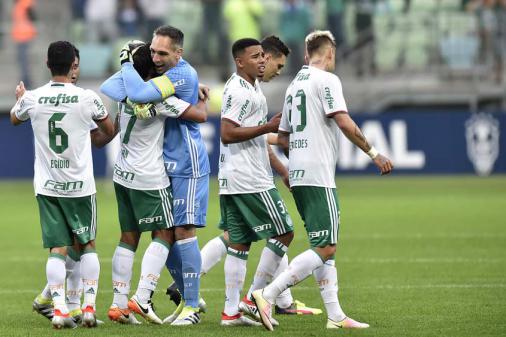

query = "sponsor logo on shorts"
[[173, 199, 185, 206], [308, 230, 329, 239], [72, 226, 89, 235], [253, 223, 272, 232], [138, 216, 163, 224]]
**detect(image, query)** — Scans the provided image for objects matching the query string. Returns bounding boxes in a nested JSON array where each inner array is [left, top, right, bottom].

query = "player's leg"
[[237, 189, 293, 326], [169, 175, 209, 326], [128, 185, 175, 324], [253, 187, 368, 330], [65, 243, 83, 322], [273, 254, 323, 316], [221, 193, 271, 327], [36, 195, 76, 329], [166, 229, 229, 307], [63, 194, 100, 328]]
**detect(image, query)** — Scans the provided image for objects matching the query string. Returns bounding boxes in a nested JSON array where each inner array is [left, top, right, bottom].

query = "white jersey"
[[114, 96, 190, 190], [279, 66, 348, 188], [11, 81, 108, 197], [219, 73, 274, 194]]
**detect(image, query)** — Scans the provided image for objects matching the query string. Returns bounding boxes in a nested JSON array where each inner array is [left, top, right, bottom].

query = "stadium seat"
[[77, 43, 113, 78]]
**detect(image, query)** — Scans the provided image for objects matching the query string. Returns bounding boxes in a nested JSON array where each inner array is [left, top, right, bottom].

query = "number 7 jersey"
[[279, 66, 348, 188], [11, 81, 108, 197]]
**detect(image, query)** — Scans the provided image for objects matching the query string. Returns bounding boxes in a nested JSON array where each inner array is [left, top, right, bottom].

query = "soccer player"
[[252, 30, 393, 331], [29, 45, 111, 325], [101, 26, 209, 325], [10, 41, 115, 328], [174, 35, 321, 319], [218, 38, 295, 326], [101, 43, 208, 325]]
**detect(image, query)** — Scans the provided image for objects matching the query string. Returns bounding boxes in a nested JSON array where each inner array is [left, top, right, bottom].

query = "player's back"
[[163, 58, 210, 178], [17, 82, 108, 197], [280, 66, 348, 188], [114, 102, 170, 190]]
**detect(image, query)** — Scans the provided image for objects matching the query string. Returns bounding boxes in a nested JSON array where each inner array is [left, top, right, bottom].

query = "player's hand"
[[198, 83, 210, 101], [120, 40, 145, 65], [373, 154, 393, 175], [127, 98, 157, 119], [266, 112, 282, 133], [15, 81, 25, 100]]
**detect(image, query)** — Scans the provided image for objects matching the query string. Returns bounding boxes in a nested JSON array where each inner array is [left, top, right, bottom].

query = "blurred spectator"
[[117, 0, 143, 37], [353, 0, 377, 77], [467, 0, 497, 75], [11, 0, 37, 89], [279, 0, 311, 75], [223, 0, 263, 42], [85, 0, 118, 43], [70, 0, 86, 42], [139, 0, 168, 41], [326, 0, 347, 62], [200, 0, 228, 80], [494, 0, 506, 83]]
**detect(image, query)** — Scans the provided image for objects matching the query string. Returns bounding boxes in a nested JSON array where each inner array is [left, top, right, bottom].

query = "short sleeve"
[[85, 90, 109, 121], [11, 91, 36, 121], [155, 96, 190, 119], [221, 87, 251, 126], [279, 92, 292, 133], [318, 74, 348, 116]]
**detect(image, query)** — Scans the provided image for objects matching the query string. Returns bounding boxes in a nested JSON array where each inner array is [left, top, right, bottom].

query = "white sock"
[[40, 284, 51, 300], [112, 245, 135, 308], [263, 249, 324, 303], [80, 252, 100, 309], [246, 242, 286, 299], [65, 257, 82, 311], [200, 236, 227, 275], [274, 254, 294, 308], [46, 255, 68, 313], [223, 249, 248, 316], [136, 241, 170, 302], [313, 260, 346, 322]]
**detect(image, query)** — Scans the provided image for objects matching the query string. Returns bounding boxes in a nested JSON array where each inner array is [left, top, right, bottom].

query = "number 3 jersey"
[[11, 81, 108, 197], [279, 66, 348, 188], [218, 73, 274, 195], [114, 97, 190, 190]]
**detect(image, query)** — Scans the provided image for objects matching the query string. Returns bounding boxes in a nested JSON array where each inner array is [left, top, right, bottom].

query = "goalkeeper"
[[101, 25, 210, 326]]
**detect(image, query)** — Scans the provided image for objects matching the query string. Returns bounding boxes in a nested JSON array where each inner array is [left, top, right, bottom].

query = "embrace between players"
[[10, 23, 392, 330]]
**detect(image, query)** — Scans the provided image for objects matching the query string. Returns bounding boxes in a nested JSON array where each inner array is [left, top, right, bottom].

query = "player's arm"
[[221, 113, 280, 144], [334, 113, 393, 175], [87, 90, 115, 145], [180, 99, 207, 123], [121, 63, 175, 103], [277, 131, 290, 157], [90, 114, 119, 148], [100, 71, 127, 102], [10, 87, 34, 126], [268, 144, 290, 189]]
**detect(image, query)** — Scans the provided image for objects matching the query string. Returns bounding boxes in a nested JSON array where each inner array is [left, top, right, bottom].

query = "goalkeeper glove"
[[127, 98, 157, 119], [119, 40, 145, 65]]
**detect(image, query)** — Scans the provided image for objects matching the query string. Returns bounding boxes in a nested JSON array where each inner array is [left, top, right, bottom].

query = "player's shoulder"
[[166, 58, 198, 82], [224, 73, 253, 95]]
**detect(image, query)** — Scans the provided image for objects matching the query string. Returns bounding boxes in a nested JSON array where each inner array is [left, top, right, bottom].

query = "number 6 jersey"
[[279, 66, 348, 188], [11, 81, 108, 197]]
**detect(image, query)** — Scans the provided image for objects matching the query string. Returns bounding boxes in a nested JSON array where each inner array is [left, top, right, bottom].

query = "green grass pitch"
[[0, 176, 504, 337]]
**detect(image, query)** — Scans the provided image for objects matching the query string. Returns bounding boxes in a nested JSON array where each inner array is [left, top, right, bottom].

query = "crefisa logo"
[[465, 113, 500, 176]]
